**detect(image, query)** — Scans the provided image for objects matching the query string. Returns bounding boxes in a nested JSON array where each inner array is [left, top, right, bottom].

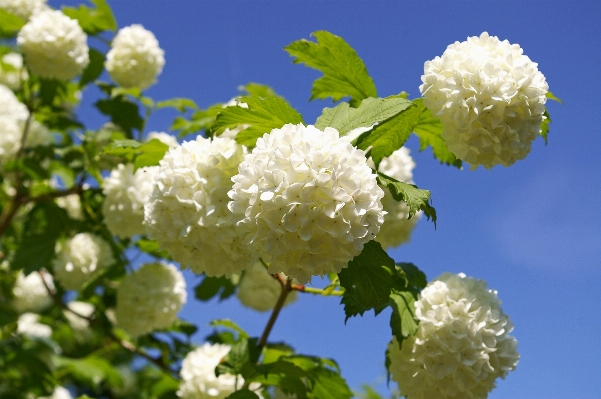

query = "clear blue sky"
[[50, 1, 601, 398]]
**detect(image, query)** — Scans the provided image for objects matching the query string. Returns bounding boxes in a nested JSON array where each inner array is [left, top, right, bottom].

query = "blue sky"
[[50, 1, 601, 398]]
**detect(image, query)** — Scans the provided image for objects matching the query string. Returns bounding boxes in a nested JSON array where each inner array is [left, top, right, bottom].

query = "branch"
[[259, 275, 292, 348], [272, 272, 343, 296]]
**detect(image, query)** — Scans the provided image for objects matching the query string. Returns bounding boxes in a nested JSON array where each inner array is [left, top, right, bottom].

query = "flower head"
[[56, 194, 84, 220], [0, 0, 47, 20], [115, 262, 186, 337], [17, 9, 89, 81], [420, 32, 548, 169], [144, 136, 255, 277], [0, 83, 28, 120], [236, 261, 297, 312], [105, 24, 165, 89], [12, 270, 54, 313], [228, 123, 384, 283], [387, 273, 519, 399]]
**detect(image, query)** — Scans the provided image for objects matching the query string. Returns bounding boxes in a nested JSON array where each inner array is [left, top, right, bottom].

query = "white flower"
[[63, 301, 94, 331], [420, 32, 548, 169], [17, 9, 89, 81], [373, 147, 421, 249], [219, 97, 249, 139], [105, 24, 164, 89], [0, 53, 28, 89], [387, 273, 519, 399], [102, 163, 158, 239], [56, 194, 84, 220], [146, 131, 179, 147], [0, 116, 49, 165], [0, 83, 28, 120], [114, 262, 186, 338], [17, 312, 51, 338], [12, 270, 54, 313], [0, 0, 47, 20], [228, 123, 385, 284], [39, 387, 73, 399], [144, 136, 255, 277], [177, 343, 243, 399], [52, 232, 115, 291], [236, 261, 297, 312]]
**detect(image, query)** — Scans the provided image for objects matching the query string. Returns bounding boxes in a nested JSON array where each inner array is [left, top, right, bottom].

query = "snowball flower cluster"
[[177, 343, 244, 399], [17, 9, 89, 81], [0, 53, 27, 89], [229, 123, 385, 284], [12, 270, 54, 313], [146, 131, 179, 147], [105, 24, 165, 89], [102, 164, 158, 239], [145, 136, 255, 277], [17, 312, 51, 338], [0, 83, 28, 120], [420, 32, 548, 169], [115, 262, 186, 337], [237, 261, 297, 312], [0, 0, 47, 20], [52, 232, 115, 290], [373, 147, 421, 249], [388, 273, 519, 399]]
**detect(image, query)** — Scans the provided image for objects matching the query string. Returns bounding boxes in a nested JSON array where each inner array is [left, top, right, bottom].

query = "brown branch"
[[259, 275, 292, 348]]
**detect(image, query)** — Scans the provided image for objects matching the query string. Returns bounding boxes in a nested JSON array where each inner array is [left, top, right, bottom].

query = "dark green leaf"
[[394, 263, 427, 293], [216, 338, 261, 378], [0, 9, 24, 38], [377, 172, 436, 225], [338, 240, 395, 320], [309, 367, 352, 399], [79, 48, 105, 87], [157, 98, 199, 112], [226, 389, 261, 399], [56, 356, 123, 389], [389, 291, 418, 345], [540, 109, 551, 144], [62, 0, 117, 35], [195, 276, 237, 302], [40, 79, 62, 106], [250, 360, 313, 399], [95, 96, 144, 136], [167, 320, 198, 336], [285, 31, 376, 105]]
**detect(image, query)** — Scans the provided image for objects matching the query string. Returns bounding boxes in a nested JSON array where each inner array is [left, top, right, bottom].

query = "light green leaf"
[[0, 9, 24, 38], [309, 367, 352, 399], [546, 91, 562, 104], [209, 319, 249, 339], [157, 98, 199, 112], [57, 356, 123, 389], [103, 139, 169, 170], [314, 95, 412, 134], [213, 95, 304, 147], [240, 82, 283, 99], [79, 48, 105, 87], [377, 172, 436, 224], [389, 291, 419, 345], [285, 30, 377, 106], [62, 0, 117, 35]]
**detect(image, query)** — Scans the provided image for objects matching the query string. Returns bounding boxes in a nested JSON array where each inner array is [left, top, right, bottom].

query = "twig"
[[272, 272, 343, 296], [259, 275, 292, 348]]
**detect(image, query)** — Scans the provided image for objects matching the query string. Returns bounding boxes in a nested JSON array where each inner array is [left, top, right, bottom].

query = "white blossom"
[[228, 123, 385, 284], [0, 83, 28, 120], [144, 136, 255, 277], [0, 0, 47, 20], [39, 387, 73, 399], [387, 273, 519, 399], [0, 53, 28, 89], [63, 301, 94, 331], [17, 9, 89, 81], [420, 32, 548, 169], [102, 163, 158, 239], [12, 270, 54, 313], [105, 24, 165, 89], [0, 116, 50, 166], [56, 194, 84, 220], [52, 232, 115, 291], [115, 262, 186, 338], [236, 261, 297, 312], [17, 312, 51, 338], [146, 131, 179, 147]]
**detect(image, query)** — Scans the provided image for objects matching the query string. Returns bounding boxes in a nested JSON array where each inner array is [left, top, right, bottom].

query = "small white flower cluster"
[[145, 136, 255, 277], [12, 270, 54, 313], [146, 131, 179, 147], [56, 193, 84, 220], [39, 387, 73, 399], [0, 83, 28, 119], [420, 32, 548, 169], [106, 24, 165, 89], [229, 123, 385, 284], [102, 164, 158, 239], [388, 273, 519, 399], [177, 343, 244, 399], [17, 312, 51, 338], [0, 53, 27, 89], [0, 0, 47, 20], [115, 262, 186, 337], [64, 301, 94, 331], [236, 261, 297, 312], [52, 232, 115, 291], [374, 147, 421, 250], [17, 9, 89, 81]]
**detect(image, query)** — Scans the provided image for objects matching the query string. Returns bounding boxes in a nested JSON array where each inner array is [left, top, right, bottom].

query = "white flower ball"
[[228, 123, 385, 284], [420, 32, 548, 169], [0, 0, 47, 20], [144, 136, 255, 277], [12, 270, 54, 313], [387, 273, 519, 399], [52, 232, 115, 291], [177, 343, 244, 399], [56, 193, 84, 220], [0, 116, 23, 165], [236, 261, 297, 312], [64, 301, 94, 331], [17, 312, 51, 338], [105, 24, 165, 89], [146, 131, 179, 147], [0, 83, 28, 120], [0, 53, 28, 89], [373, 147, 421, 249], [115, 262, 186, 338], [102, 164, 158, 239], [17, 9, 89, 81]]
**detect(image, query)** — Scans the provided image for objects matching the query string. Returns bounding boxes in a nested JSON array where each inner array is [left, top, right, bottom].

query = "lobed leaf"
[[157, 98, 199, 112], [389, 291, 419, 346], [95, 96, 144, 137], [377, 172, 436, 225], [79, 48, 105, 87], [195, 276, 237, 302], [0, 9, 24, 38], [62, 0, 117, 35], [102, 138, 169, 170]]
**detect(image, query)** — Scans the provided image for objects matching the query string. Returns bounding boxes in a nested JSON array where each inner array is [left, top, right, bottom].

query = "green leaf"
[[56, 356, 123, 389], [136, 238, 171, 259], [377, 172, 436, 225], [213, 95, 304, 147], [79, 48, 105, 87], [171, 105, 223, 137], [39, 79, 62, 106], [285, 30, 377, 105], [216, 338, 261, 378], [338, 240, 395, 320], [168, 320, 198, 337], [103, 139, 169, 170], [412, 98, 462, 168], [546, 91, 562, 104], [389, 291, 419, 345], [157, 98, 199, 112], [62, 0, 117, 35], [540, 109, 551, 144], [314, 95, 412, 134], [240, 82, 283, 99], [226, 389, 261, 399], [0, 9, 24, 38], [195, 275, 237, 302], [309, 367, 352, 399], [208, 319, 249, 340], [394, 263, 427, 293], [251, 359, 313, 399], [95, 96, 144, 136]]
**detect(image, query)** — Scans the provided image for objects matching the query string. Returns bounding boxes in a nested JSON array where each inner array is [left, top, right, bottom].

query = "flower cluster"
[[17, 312, 51, 338], [144, 136, 255, 277], [17, 9, 89, 81], [105, 24, 165, 89], [56, 194, 84, 220], [229, 123, 384, 284], [12, 270, 54, 313], [64, 301, 94, 331], [0, 0, 47, 20], [0, 53, 27, 89], [39, 387, 73, 399], [52, 232, 115, 291], [115, 262, 186, 337], [420, 32, 548, 169], [387, 273, 519, 399], [236, 261, 297, 312], [102, 163, 158, 239], [0, 83, 28, 120], [146, 131, 179, 147]]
